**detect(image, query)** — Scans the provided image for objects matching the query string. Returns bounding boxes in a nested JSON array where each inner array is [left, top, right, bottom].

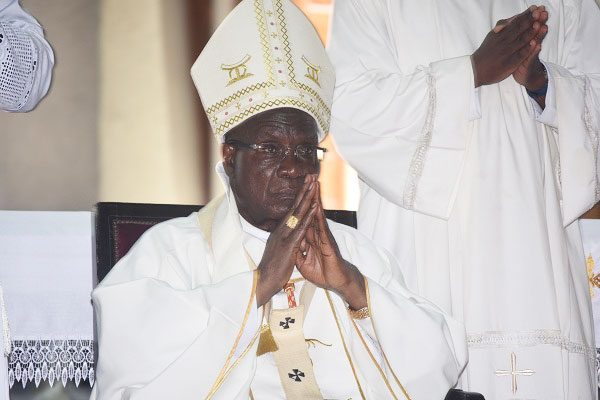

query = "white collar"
[[216, 162, 271, 241]]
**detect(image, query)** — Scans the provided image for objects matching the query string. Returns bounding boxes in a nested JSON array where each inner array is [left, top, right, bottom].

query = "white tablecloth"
[[0, 211, 95, 390]]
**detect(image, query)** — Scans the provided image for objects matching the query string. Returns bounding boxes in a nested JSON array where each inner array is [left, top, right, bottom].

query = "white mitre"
[[191, 0, 334, 142]]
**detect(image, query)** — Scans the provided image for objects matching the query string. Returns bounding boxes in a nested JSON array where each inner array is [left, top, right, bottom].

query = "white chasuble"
[[90, 164, 468, 400], [329, 0, 600, 399]]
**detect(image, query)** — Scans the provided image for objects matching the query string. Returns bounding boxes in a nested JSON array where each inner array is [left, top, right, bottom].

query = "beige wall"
[[98, 0, 205, 205], [0, 0, 99, 211], [0, 0, 239, 211], [99, 0, 239, 205]]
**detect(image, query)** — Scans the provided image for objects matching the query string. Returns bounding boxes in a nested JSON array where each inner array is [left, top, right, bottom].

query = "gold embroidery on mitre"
[[221, 54, 254, 87], [301, 55, 321, 87], [587, 254, 600, 298], [204, 0, 332, 139]]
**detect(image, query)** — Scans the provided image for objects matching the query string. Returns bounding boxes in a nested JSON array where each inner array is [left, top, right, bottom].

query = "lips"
[[272, 188, 299, 200]]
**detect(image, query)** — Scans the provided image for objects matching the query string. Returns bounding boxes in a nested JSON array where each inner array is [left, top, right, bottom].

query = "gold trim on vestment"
[[206, 269, 259, 399], [364, 278, 411, 400], [211, 313, 263, 397], [350, 318, 398, 400], [325, 291, 366, 400]]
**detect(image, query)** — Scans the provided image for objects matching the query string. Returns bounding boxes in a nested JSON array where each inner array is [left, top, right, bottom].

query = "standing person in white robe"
[[329, 1, 600, 399], [90, 1, 469, 399], [0, 0, 53, 112]]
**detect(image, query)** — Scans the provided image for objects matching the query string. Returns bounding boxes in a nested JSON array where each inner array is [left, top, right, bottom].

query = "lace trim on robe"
[[8, 339, 95, 389], [467, 330, 596, 360], [402, 70, 437, 209], [0, 22, 37, 111]]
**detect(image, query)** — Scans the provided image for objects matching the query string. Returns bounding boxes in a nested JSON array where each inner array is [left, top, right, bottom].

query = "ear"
[[222, 143, 236, 177]]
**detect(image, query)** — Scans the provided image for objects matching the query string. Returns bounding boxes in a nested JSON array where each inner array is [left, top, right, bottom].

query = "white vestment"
[[328, 0, 600, 398], [90, 164, 467, 400]]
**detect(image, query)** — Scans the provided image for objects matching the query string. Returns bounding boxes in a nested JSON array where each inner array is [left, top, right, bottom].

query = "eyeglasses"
[[226, 140, 328, 162]]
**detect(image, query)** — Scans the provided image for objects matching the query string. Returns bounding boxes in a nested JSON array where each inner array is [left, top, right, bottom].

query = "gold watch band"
[[347, 306, 370, 320]]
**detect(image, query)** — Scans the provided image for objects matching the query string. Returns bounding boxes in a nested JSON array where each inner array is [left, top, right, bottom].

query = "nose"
[[276, 149, 304, 179]]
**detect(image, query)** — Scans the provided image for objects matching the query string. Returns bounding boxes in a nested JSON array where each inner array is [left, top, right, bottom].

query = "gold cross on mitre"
[[301, 55, 321, 87], [494, 352, 534, 395], [221, 54, 254, 87]]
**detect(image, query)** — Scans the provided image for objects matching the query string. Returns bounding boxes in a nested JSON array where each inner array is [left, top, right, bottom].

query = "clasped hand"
[[472, 5, 549, 93], [256, 175, 367, 311]]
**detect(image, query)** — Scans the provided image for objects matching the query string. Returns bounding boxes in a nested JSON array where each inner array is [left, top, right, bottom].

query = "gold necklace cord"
[[287, 277, 305, 284], [325, 291, 366, 400], [350, 318, 398, 400], [206, 270, 258, 399], [364, 278, 411, 400]]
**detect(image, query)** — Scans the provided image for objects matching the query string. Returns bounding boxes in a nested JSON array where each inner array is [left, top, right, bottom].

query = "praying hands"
[[256, 174, 367, 310], [471, 4, 549, 105]]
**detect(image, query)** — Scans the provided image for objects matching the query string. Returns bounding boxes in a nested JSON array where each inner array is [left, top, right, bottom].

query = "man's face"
[[223, 108, 320, 231]]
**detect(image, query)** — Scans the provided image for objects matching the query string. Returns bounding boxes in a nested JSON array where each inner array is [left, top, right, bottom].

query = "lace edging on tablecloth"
[[8, 339, 94, 388]]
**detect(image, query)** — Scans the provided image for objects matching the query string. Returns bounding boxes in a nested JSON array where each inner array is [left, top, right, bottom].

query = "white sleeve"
[[542, 0, 600, 225], [333, 226, 468, 399], [0, 0, 54, 112], [469, 87, 482, 121], [328, 0, 474, 219], [91, 232, 259, 400]]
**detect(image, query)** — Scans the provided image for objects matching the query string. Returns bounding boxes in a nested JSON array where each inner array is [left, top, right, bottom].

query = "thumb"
[[494, 14, 518, 33]]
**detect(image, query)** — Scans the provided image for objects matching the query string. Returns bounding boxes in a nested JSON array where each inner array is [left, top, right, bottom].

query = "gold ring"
[[286, 215, 299, 229]]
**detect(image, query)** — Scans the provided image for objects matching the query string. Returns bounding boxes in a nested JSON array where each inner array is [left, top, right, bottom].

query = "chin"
[[267, 201, 294, 221]]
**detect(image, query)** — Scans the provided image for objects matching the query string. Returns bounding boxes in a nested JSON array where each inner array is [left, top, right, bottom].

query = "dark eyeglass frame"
[[226, 139, 328, 162]]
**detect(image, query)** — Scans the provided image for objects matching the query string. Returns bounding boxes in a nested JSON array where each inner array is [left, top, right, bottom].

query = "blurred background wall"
[[0, 0, 99, 211], [0, 0, 358, 214]]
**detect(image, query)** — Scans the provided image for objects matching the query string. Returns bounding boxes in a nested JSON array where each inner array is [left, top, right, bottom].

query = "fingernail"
[[308, 183, 314, 190], [304, 175, 310, 183]]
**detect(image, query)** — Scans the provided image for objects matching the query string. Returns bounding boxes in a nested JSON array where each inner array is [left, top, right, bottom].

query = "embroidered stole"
[[264, 281, 323, 399], [197, 198, 323, 399]]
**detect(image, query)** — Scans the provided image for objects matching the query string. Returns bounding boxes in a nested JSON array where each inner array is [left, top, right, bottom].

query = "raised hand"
[[471, 6, 547, 88], [295, 181, 367, 311], [512, 8, 548, 93], [256, 174, 319, 307]]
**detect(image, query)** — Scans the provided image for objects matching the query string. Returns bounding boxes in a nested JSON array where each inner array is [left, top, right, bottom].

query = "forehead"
[[227, 108, 319, 144]]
